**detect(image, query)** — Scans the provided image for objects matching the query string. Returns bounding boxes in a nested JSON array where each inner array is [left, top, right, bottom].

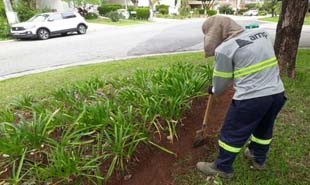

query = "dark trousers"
[[215, 92, 286, 173]]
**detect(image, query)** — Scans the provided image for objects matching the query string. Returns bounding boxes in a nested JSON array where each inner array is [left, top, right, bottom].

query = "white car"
[[243, 10, 259, 16], [10, 12, 88, 40]]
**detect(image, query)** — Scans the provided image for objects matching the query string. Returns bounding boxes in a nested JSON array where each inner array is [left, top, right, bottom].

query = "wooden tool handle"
[[202, 94, 215, 128]]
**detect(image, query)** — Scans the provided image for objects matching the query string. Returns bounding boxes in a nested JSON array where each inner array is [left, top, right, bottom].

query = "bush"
[[98, 4, 122, 16], [258, 10, 267, 16], [127, 6, 137, 19], [218, 4, 234, 15], [0, 17, 10, 39], [84, 12, 98, 20], [207, 9, 217, 16], [136, 7, 150, 20], [15, 2, 38, 22], [156, 5, 169, 15], [107, 11, 121, 22], [0, 1, 6, 18], [179, 7, 190, 16], [198, 9, 205, 15]]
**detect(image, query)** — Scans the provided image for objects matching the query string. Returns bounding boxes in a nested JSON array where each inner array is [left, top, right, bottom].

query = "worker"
[[196, 15, 287, 178]]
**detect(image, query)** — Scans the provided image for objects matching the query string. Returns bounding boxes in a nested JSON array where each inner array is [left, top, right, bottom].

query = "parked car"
[[10, 12, 88, 40], [243, 10, 259, 16]]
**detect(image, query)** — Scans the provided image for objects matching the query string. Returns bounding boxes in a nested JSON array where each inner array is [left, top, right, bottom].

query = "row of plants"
[[0, 1, 9, 39], [0, 63, 213, 184]]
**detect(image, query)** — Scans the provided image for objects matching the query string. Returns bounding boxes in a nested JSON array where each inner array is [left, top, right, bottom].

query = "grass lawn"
[[259, 15, 310, 25], [87, 17, 149, 26], [0, 50, 309, 184], [0, 52, 207, 105], [174, 49, 310, 185]]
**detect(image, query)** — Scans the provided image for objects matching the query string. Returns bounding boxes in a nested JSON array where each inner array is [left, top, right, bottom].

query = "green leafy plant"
[[207, 9, 217, 16], [97, 3, 122, 16], [85, 12, 98, 20], [14, 2, 38, 22], [136, 7, 150, 20], [107, 11, 121, 22], [156, 5, 169, 15]]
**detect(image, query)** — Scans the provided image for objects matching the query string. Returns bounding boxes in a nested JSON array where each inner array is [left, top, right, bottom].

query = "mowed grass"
[[87, 17, 149, 26], [259, 15, 310, 25], [0, 52, 207, 105], [174, 49, 310, 185]]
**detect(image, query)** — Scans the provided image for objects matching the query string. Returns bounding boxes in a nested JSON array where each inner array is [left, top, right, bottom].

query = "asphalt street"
[[1, 16, 310, 80]]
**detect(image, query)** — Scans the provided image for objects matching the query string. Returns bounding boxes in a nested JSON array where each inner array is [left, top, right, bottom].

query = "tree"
[[263, 0, 279, 17], [274, 0, 308, 78], [199, 0, 215, 12]]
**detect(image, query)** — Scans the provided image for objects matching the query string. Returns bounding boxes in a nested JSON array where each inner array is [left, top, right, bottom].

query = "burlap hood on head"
[[202, 15, 244, 58]]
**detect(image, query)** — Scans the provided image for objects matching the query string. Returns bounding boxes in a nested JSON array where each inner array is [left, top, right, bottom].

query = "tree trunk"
[[148, 0, 153, 20], [274, 0, 308, 78]]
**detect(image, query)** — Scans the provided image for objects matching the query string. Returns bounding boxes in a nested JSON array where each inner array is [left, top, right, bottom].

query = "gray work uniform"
[[213, 28, 285, 100]]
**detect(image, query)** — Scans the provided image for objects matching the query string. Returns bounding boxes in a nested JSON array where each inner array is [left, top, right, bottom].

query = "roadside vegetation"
[[259, 15, 310, 25], [0, 50, 309, 184], [0, 56, 212, 184], [87, 17, 149, 26], [0, 1, 10, 40]]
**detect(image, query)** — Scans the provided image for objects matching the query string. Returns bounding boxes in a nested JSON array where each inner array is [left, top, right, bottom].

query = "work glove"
[[208, 86, 214, 95]]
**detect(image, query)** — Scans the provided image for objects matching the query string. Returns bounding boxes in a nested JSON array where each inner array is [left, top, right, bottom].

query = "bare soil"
[[110, 89, 233, 185]]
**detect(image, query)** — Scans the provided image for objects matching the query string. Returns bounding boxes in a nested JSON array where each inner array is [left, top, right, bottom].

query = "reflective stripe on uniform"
[[213, 70, 233, 78], [218, 140, 241, 153], [234, 57, 278, 78], [213, 57, 277, 79], [250, 135, 272, 145]]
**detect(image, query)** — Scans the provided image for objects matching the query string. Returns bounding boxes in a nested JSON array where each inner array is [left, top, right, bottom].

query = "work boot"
[[244, 148, 265, 170], [196, 162, 233, 179]]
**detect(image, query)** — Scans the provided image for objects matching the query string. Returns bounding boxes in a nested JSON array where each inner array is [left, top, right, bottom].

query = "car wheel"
[[37, 28, 50, 40], [77, 24, 87, 34]]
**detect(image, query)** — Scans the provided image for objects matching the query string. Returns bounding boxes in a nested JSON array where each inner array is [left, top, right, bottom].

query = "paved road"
[[1, 16, 310, 80]]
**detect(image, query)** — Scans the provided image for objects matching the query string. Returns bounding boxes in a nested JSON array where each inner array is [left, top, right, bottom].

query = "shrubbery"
[[219, 4, 234, 15], [198, 9, 204, 15], [0, 17, 10, 39], [98, 4, 122, 16], [207, 9, 217, 16], [15, 2, 38, 22], [127, 6, 137, 19], [258, 10, 268, 16], [0, 1, 6, 18], [136, 7, 150, 20], [84, 12, 98, 20], [107, 11, 121, 22], [156, 4, 169, 15]]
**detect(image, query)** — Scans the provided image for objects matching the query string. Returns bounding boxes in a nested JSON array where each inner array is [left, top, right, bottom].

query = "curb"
[[0, 50, 204, 82]]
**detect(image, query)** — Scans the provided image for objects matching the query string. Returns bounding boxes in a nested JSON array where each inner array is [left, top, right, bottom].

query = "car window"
[[48, 14, 62, 21], [28, 14, 49, 22], [62, 12, 77, 19]]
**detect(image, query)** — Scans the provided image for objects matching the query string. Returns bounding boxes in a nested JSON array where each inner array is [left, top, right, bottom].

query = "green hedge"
[[156, 5, 169, 15], [107, 11, 121, 22], [98, 4, 122, 16], [136, 7, 150, 20], [218, 4, 234, 15], [0, 16, 10, 39], [207, 9, 217, 16], [0, 1, 6, 18], [198, 9, 204, 15], [84, 12, 98, 20], [15, 2, 38, 22]]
